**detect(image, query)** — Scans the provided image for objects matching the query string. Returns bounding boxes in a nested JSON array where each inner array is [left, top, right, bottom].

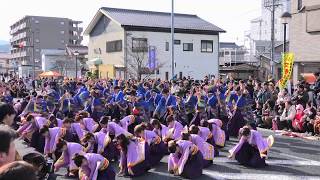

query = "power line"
[[264, 0, 282, 77]]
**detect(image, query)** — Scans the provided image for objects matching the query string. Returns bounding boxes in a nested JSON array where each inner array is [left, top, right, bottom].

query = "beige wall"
[[290, 0, 320, 63], [88, 19, 125, 67]]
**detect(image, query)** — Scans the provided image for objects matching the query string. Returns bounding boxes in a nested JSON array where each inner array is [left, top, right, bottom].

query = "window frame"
[[165, 42, 169, 51], [297, 0, 302, 10], [174, 40, 181, 45], [132, 38, 148, 52], [183, 43, 193, 51], [201, 40, 213, 53], [106, 40, 122, 53]]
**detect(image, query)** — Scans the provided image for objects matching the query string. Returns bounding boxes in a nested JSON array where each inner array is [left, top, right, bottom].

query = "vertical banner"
[[279, 53, 294, 89], [148, 46, 156, 70]]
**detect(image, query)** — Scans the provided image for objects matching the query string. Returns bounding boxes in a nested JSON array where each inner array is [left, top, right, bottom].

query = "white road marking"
[[203, 170, 320, 180], [213, 157, 320, 166]]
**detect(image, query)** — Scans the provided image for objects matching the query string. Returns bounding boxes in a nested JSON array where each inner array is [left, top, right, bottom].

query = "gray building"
[[10, 15, 83, 77], [219, 42, 248, 66]]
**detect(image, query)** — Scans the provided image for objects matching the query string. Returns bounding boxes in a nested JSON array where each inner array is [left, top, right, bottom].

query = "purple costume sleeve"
[[83, 118, 96, 133], [68, 143, 84, 170], [199, 127, 211, 141], [190, 134, 214, 160], [176, 140, 192, 174], [168, 153, 179, 171], [172, 121, 183, 140], [211, 123, 225, 147], [35, 117, 48, 129], [144, 130, 159, 145], [44, 127, 60, 154], [119, 115, 134, 131], [126, 140, 145, 170], [72, 123, 84, 140], [229, 136, 246, 158], [55, 142, 84, 171], [249, 130, 270, 157], [85, 153, 105, 180], [94, 132, 107, 153], [159, 124, 169, 140], [108, 122, 132, 137], [57, 118, 63, 127], [17, 122, 32, 135]]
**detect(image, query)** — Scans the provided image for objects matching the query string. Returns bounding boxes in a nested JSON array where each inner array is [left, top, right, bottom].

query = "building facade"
[[10, 16, 83, 77], [244, 0, 291, 62], [41, 45, 88, 78], [0, 53, 13, 74], [85, 7, 224, 80], [246, 0, 291, 43], [219, 42, 248, 66], [290, 0, 320, 85]]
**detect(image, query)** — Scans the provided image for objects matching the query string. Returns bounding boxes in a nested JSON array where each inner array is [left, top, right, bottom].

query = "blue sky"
[[0, 0, 261, 45]]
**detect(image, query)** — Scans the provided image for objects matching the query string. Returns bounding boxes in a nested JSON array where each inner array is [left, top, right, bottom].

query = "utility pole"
[[32, 31, 35, 81], [171, 0, 175, 80], [264, 0, 282, 77]]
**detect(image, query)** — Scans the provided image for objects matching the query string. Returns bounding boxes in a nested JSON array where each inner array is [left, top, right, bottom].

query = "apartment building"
[[10, 16, 83, 77], [290, 0, 320, 85]]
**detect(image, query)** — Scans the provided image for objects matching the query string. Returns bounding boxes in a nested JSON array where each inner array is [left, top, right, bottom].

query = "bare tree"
[[126, 36, 166, 80]]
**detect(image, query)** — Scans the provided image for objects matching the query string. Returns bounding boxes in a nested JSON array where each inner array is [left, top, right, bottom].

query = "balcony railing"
[[12, 51, 27, 58], [10, 32, 27, 43], [10, 23, 27, 35]]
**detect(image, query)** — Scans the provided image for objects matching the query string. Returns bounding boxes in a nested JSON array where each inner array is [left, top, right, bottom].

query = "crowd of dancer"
[[1, 73, 320, 179]]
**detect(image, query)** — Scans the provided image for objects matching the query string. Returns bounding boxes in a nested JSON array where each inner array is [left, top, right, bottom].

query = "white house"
[[41, 49, 80, 78], [84, 7, 225, 80]]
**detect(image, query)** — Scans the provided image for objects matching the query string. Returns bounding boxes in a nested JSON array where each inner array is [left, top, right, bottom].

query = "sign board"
[[148, 46, 156, 70]]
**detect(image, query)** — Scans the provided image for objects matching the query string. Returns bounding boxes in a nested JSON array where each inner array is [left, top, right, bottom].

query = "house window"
[[297, 0, 302, 10], [106, 40, 122, 52], [201, 40, 213, 53], [35, 39, 40, 43], [132, 38, 148, 52], [165, 42, 169, 51], [35, 20, 39, 24], [60, 31, 65, 34], [174, 40, 181, 45], [183, 43, 193, 51], [60, 22, 65, 25], [306, 9, 320, 33]]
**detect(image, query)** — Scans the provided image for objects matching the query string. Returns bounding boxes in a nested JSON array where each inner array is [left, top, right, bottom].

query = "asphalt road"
[[16, 128, 320, 180]]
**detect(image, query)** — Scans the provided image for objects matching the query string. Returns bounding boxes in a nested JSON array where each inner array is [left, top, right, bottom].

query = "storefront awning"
[[86, 58, 102, 66], [114, 64, 125, 69]]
